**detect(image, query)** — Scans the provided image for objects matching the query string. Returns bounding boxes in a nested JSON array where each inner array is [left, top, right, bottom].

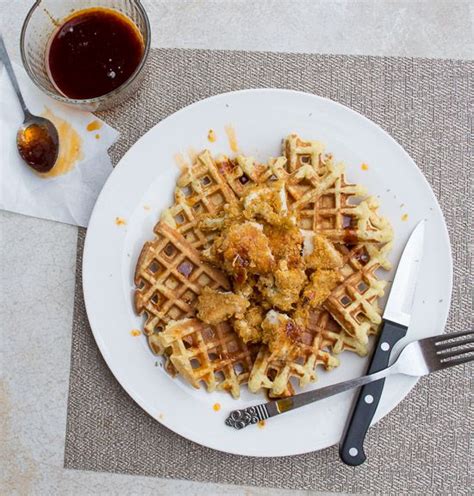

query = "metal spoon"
[[0, 34, 59, 173]]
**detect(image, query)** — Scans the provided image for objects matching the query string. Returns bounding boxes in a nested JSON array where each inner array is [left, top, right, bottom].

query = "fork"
[[225, 330, 474, 429]]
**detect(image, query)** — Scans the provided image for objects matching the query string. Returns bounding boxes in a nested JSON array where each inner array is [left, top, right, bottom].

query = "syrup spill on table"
[[38, 107, 83, 178], [224, 125, 239, 153]]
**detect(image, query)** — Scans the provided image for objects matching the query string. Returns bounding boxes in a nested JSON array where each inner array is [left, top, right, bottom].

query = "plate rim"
[[83, 88, 453, 457]]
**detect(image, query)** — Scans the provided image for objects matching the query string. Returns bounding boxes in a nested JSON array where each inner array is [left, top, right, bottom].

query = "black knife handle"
[[339, 320, 407, 466]]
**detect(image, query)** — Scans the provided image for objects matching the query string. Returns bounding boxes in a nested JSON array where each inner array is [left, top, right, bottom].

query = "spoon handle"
[[0, 34, 30, 119]]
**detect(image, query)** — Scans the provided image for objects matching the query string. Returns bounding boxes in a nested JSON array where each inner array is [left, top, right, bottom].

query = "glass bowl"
[[20, 0, 151, 111]]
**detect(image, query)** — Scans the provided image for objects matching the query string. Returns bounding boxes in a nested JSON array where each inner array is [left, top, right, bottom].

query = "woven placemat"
[[64, 49, 473, 494]]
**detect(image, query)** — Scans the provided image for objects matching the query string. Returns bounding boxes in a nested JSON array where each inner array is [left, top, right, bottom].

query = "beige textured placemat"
[[64, 49, 473, 494]]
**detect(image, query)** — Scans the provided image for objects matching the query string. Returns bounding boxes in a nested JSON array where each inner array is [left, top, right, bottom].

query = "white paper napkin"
[[0, 62, 119, 227]]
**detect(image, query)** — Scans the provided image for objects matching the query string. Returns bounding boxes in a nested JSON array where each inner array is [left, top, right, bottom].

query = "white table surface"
[[1, 1, 472, 495]]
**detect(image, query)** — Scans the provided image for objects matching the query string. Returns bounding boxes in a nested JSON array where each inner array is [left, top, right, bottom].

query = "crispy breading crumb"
[[197, 287, 250, 325], [302, 231, 343, 269], [258, 261, 306, 311], [261, 310, 302, 357], [233, 305, 264, 343], [303, 269, 341, 307], [213, 221, 275, 283]]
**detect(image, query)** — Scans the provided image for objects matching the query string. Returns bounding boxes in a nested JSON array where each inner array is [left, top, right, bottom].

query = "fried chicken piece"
[[261, 310, 302, 358], [242, 181, 294, 226], [197, 287, 250, 325], [233, 305, 265, 343], [212, 221, 275, 283], [301, 230, 343, 269], [293, 304, 310, 329], [258, 260, 307, 311], [303, 269, 341, 307], [264, 224, 304, 268]]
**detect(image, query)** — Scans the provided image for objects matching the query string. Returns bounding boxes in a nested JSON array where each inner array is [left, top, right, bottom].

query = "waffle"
[[156, 318, 258, 398], [133, 132, 393, 399], [134, 221, 229, 354], [248, 312, 340, 397], [215, 155, 268, 198], [284, 133, 326, 172], [324, 242, 393, 345], [161, 150, 238, 251], [283, 134, 392, 244]]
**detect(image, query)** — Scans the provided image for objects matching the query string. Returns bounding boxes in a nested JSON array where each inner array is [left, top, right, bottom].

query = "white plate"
[[83, 89, 452, 457]]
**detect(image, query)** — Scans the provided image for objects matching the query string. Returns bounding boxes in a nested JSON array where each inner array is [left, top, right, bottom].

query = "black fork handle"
[[339, 320, 407, 465]]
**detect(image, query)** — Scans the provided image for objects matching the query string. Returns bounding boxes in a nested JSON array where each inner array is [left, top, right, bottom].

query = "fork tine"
[[438, 346, 474, 360], [436, 336, 474, 353], [438, 353, 474, 370], [433, 329, 474, 345]]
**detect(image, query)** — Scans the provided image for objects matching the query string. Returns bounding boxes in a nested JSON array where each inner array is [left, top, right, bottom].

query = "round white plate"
[[83, 89, 452, 457]]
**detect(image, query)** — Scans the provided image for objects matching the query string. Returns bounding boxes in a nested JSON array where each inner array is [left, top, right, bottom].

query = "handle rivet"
[[349, 447, 358, 457], [381, 342, 390, 351], [364, 394, 374, 404]]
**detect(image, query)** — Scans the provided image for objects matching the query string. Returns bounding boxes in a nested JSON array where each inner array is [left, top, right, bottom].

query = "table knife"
[[339, 220, 425, 465]]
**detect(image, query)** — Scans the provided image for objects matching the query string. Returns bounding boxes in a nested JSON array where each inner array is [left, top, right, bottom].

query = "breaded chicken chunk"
[[197, 287, 250, 325], [303, 269, 341, 307], [258, 260, 307, 311], [212, 221, 275, 283], [301, 230, 343, 269]]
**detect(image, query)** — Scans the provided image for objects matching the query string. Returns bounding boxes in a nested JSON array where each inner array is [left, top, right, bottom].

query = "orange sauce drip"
[[130, 329, 141, 337], [207, 129, 216, 142], [174, 153, 190, 172], [257, 420, 266, 428], [361, 163, 369, 171], [86, 120, 102, 132], [212, 403, 221, 412], [115, 217, 127, 226], [401, 213, 409, 222], [225, 125, 238, 153], [39, 107, 83, 178]]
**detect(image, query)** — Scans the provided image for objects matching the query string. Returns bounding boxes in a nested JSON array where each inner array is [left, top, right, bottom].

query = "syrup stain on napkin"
[[38, 107, 83, 178]]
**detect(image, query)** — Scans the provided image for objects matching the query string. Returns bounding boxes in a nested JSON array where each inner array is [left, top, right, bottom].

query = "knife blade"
[[339, 220, 425, 466]]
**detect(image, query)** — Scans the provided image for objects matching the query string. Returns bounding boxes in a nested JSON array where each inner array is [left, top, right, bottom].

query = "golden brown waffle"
[[294, 174, 392, 244], [156, 318, 258, 398], [134, 221, 229, 354], [215, 155, 268, 198], [284, 133, 326, 172], [307, 308, 369, 357], [283, 133, 392, 244], [133, 133, 393, 399], [248, 314, 340, 397], [324, 242, 392, 345], [161, 150, 238, 251]]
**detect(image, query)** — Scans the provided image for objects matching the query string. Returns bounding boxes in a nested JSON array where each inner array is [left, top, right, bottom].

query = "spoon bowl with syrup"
[[0, 35, 59, 173]]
